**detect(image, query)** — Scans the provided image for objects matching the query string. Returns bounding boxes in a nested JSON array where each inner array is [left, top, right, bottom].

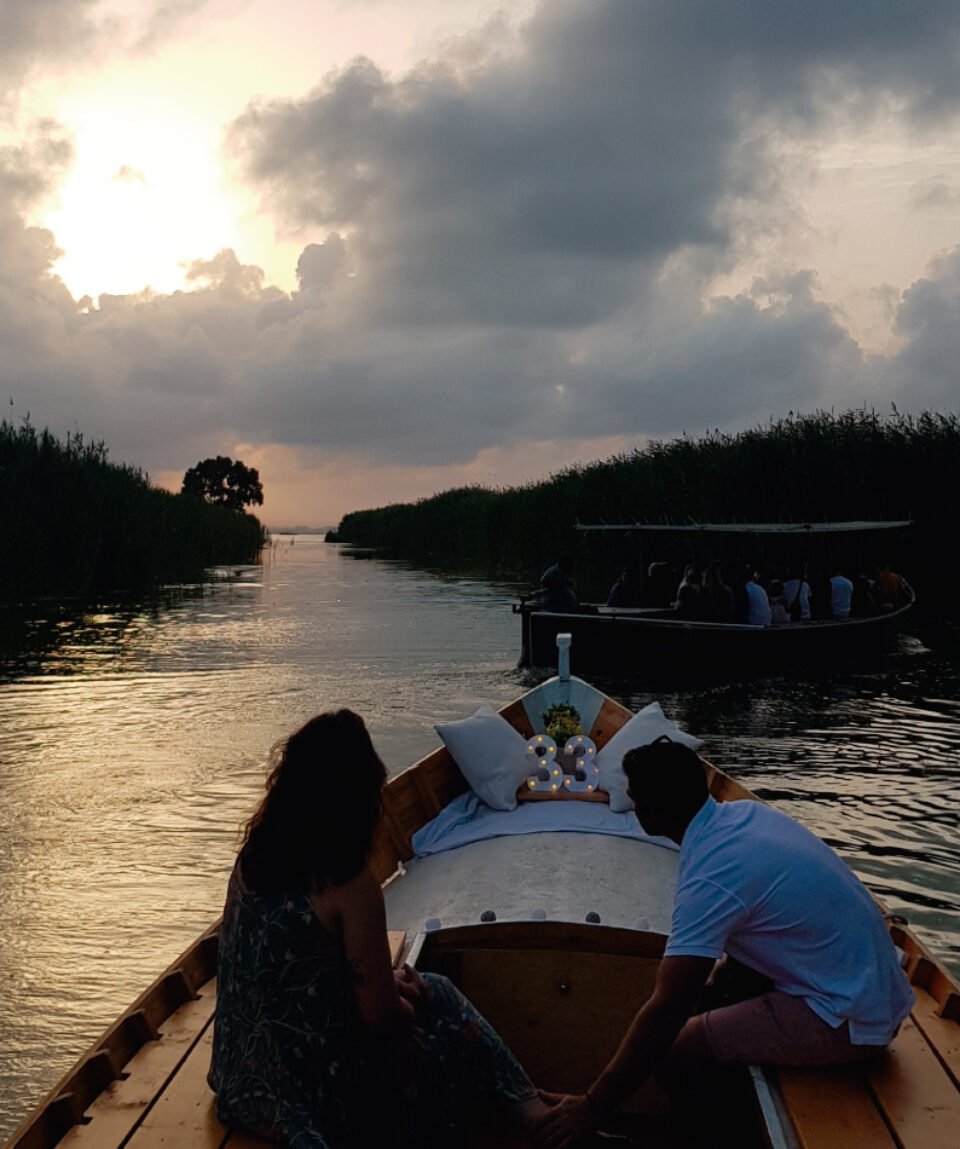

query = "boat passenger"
[[607, 566, 642, 608], [700, 563, 734, 622], [536, 554, 579, 612], [642, 561, 675, 607], [534, 737, 915, 1149], [209, 710, 549, 1148], [830, 569, 854, 618], [674, 564, 703, 618], [783, 567, 812, 621], [768, 579, 790, 626], [744, 570, 771, 627], [874, 564, 911, 610], [852, 574, 879, 617]]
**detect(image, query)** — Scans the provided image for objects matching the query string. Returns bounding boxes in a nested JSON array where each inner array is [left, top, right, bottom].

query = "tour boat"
[[5, 640, 957, 1149], [517, 520, 916, 670]]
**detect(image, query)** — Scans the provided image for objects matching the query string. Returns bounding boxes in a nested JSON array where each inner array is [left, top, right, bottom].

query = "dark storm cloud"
[[228, 0, 960, 331]]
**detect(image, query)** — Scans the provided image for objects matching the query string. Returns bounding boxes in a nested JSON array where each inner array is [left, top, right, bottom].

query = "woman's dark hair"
[[622, 735, 708, 819], [239, 709, 387, 893]]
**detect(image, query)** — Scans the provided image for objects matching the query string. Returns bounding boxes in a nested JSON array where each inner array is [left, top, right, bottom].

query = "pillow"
[[435, 704, 531, 811], [595, 701, 704, 813]]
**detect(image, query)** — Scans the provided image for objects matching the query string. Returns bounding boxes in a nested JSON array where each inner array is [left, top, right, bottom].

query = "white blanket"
[[411, 792, 678, 857]]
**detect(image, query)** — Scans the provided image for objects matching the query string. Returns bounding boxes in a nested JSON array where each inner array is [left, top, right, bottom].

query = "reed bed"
[[0, 420, 266, 602], [335, 409, 958, 603]]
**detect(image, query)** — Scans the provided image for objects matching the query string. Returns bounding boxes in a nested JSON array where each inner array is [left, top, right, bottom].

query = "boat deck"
[[383, 831, 679, 937]]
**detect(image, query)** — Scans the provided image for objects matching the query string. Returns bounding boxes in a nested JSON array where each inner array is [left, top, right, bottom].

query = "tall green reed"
[[0, 419, 266, 602]]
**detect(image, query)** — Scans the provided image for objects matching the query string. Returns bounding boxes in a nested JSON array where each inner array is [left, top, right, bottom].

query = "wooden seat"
[[772, 998, 960, 1149], [46, 932, 409, 1149]]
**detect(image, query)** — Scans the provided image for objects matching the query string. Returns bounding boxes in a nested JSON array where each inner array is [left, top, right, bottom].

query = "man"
[[744, 569, 771, 627], [534, 737, 914, 1149], [830, 568, 854, 617], [537, 554, 579, 612]]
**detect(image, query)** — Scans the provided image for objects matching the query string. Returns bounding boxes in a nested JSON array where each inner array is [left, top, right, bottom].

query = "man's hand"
[[533, 1093, 597, 1149]]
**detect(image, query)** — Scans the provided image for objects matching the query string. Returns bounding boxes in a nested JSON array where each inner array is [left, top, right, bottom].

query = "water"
[[0, 536, 958, 1139]]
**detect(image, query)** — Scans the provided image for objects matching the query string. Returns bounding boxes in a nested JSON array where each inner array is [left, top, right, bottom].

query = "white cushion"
[[435, 705, 531, 811], [595, 702, 704, 812]]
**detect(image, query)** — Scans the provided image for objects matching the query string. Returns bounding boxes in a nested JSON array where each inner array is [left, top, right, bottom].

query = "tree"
[[181, 456, 264, 511]]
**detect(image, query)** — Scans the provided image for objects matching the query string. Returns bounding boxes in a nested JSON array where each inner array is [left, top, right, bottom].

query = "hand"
[[394, 963, 430, 1006], [533, 1093, 598, 1149]]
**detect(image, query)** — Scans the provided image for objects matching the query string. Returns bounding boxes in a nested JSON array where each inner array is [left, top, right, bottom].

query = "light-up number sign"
[[561, 734, 599, 793], [525, 733, 599, 794], [525, 734, 562, 792]]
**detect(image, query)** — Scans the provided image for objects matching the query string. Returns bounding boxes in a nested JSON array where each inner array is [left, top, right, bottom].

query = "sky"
[[3, 0, 960, 527]]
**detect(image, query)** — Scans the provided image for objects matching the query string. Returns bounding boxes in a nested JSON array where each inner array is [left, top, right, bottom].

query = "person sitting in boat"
[[852, 573, 879, 617], [783, 566, 812, 621], [534, 736, 914, 1149], [767, 579, 790, 625], [874, 564, 911, 611], [700, 563, 734, 621], [744, 567, 771, 626], [642, 560, 675, 607], [673, 563, 703, 618], [535, 553, 579, 612], [830, 567, 854, 618], [209, 710, 549, 1148], [606, 565, 642, 607]]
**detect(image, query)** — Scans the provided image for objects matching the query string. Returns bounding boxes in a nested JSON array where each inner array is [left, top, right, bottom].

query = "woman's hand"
[[532, 1093, 598, 1149]]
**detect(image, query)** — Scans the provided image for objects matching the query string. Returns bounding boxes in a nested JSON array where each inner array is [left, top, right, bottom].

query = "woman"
[[209, 709, 546, 1147]]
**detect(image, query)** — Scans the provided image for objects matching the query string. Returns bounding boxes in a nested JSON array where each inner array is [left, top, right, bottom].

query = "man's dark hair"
[[622, 735, 709, 818]]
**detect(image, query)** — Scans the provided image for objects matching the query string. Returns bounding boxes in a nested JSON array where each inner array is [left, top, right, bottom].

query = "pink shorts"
[[667, 991, 887, 1073]]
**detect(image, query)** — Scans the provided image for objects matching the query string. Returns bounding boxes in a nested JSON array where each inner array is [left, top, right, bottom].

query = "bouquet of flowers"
[[541, 703, 582, 744]]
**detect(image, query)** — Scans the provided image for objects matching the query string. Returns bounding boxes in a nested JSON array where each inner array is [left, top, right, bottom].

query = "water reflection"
[[0, 537, 957, 1140]]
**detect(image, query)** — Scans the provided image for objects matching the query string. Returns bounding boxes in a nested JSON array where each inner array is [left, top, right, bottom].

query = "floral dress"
[[208, 866, 536, 1148]]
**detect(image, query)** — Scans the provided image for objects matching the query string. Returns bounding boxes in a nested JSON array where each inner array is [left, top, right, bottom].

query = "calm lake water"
[[1, 536, 958, 1138]]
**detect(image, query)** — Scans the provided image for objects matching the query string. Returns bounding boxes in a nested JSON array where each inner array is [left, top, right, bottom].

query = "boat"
[[516, 520, 916, 670], [5, 637, 957, 1149]]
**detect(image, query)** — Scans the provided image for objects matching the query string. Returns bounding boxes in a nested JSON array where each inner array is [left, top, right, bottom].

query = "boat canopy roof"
[[574, 520, 912, 534]]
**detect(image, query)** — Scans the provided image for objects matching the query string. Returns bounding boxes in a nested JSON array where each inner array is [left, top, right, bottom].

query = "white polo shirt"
[[664, 798, 914, 1044]]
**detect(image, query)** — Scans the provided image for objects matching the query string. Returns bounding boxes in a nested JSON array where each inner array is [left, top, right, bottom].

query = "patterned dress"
[[208, 866, 536, 1148]]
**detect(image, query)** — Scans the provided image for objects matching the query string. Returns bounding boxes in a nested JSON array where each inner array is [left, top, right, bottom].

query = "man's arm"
[[534, 955, 714, 1149]]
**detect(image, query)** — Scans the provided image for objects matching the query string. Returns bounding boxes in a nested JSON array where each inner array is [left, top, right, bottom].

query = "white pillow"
[[595, 701, 704, 813], [435, 704, 531, 811]]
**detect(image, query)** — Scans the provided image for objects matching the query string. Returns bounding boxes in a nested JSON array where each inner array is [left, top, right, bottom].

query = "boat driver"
[[533, 736, 915, 1149]]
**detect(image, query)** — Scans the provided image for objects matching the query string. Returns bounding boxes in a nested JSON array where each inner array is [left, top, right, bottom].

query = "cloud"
[[3, 2, 960, 523], [908, 175, 960, 212], [0, 1, 105, 102], [112, 164, 148, 185], [133, 0, 217, 53], [873, 247, 960, 410]]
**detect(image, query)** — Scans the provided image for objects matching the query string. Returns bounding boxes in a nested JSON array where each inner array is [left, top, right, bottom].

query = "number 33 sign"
[[525, 734, 599, 794]]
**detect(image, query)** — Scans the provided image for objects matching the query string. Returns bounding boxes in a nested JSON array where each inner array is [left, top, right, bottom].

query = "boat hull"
[[517, 599, 914, 671]]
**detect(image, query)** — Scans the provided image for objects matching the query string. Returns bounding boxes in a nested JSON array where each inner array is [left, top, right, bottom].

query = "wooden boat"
[[517, 520, 916, 670], [5, 645, 957, 1149]]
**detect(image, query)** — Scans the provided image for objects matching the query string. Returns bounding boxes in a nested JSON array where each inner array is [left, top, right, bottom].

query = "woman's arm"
[[315, 866, 414, 1037]]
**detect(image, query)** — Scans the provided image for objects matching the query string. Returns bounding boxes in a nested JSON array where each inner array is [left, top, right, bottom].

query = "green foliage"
[[182, 455, 264, 511], [0, 419, 267, 602], [334, 409, 959, 603], [542, 704, 583, 742]]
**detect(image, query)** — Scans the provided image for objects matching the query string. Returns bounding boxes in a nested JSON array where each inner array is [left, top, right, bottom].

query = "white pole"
[[557, 633, 572, 681]]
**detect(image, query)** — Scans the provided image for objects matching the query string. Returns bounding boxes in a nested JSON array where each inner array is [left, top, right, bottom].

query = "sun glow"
[[41, 107, 257, 300]]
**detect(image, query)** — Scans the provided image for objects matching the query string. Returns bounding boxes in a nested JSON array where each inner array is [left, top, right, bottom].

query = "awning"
[[574, 521, 912, 534]]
